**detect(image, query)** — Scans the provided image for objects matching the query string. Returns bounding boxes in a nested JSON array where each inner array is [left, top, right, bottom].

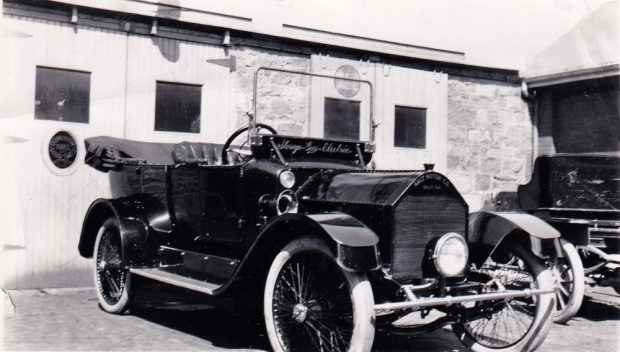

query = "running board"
[[130, 268, 222, 295]]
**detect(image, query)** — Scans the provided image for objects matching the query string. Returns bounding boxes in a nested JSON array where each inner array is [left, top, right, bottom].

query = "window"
[[155, 81, 202, 133], [394, 106, 426, 148], [324, 98, 360, 140], [35, 67, 90, 123]]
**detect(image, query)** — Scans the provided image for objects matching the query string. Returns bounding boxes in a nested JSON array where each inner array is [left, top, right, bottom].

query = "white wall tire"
[[453, 241, 555, 352], [552, 239, 585, 323], [93, 218, 133, 314], [264, 236, 375, 352]]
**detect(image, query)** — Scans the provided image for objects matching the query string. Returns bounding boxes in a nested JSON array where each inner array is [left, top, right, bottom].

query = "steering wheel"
[[221, 123, 277, 165]]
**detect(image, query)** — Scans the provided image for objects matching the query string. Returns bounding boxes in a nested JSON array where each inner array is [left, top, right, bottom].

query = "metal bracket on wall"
[[70, 6, 78, 24], [206, 56, 236, 72]]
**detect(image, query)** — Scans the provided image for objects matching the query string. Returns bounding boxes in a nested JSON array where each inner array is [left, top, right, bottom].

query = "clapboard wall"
[[2, 16, 128, 289], [1, 10, 235, 289]]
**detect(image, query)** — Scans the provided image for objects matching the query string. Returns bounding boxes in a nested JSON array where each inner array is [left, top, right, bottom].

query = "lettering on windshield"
[[276, 139, 353, 155]]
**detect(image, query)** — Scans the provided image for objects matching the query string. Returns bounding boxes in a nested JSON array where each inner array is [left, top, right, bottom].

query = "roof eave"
[[524, 64, 620, 88]]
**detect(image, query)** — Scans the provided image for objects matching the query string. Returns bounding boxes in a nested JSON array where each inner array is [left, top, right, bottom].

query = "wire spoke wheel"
[[96, 229, 125, 304], [273, 252, 353, 351], [265, 237, 375, 352], [551, 239, 585, 323], [465, 260, 537, 348], [93, 218, 132, 313], [453, 241, 554, 352]]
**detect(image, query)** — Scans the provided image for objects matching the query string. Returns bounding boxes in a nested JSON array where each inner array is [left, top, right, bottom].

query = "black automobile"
[[518, 153, 620, 323], [79, 68, 560, 352]]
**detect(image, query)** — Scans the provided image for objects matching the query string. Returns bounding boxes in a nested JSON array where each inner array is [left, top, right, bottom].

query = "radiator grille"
[[392, 195, 467, 281]]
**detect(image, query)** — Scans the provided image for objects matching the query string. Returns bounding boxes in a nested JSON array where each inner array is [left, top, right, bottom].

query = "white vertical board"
[[309, 55, 374, 141], [373, 65, 448, 171], [1, 17, 127, 288], [124, 35, 233, 144]]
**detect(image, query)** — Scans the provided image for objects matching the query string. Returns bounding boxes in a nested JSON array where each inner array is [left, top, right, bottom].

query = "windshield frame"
[[250, 67, 376, 144]]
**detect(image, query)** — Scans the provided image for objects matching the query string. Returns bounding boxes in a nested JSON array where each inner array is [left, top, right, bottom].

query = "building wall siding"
[[446, 76, 533, 209], [1, 16, 128, 289], [233, 46, 311, 134]]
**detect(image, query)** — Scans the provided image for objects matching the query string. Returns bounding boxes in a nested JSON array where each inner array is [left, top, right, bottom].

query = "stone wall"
[[446, 76, 533, 210], [233, 47, 311, 135]]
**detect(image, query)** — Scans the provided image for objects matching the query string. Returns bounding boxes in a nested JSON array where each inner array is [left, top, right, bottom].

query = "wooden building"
[[1, 0, 533, 289]]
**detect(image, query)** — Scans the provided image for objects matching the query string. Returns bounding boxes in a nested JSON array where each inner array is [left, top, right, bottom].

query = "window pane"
[[324, 98, 360, 140], [35, 67, 90, 123], [394, 106, 426, 148], [155, 81, 202, 133]]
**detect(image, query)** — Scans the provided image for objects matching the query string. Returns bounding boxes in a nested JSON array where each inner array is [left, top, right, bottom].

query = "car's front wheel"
[[93, 218, 133, 314], [453, 240, 555, 352], [264, 237, 375, 352]]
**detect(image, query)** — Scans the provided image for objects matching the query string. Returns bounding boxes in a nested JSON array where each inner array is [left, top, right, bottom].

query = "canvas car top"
[[85, 136, 224, 172]]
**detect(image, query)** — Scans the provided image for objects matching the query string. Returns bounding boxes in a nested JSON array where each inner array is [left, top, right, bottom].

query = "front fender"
[[306, 212, 380, 271], [245, 212, 379, 273], [468, 211, 562, 267]]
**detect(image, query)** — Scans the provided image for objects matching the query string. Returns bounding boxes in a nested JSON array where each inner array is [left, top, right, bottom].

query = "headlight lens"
[[433, 233, 468, 277], [279, 170, 295, 189]]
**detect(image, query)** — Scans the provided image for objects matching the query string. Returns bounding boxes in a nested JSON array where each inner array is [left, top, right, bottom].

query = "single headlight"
[[279, 170, 295, 189], [433, 233, 468, 277]]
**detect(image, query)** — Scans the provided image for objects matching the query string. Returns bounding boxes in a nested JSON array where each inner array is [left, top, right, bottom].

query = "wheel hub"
[[98, 260, 107, 272], [292, 303, 309, 323]]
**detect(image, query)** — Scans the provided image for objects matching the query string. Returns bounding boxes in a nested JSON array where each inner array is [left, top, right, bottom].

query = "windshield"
[[252, 67, 374, 143]]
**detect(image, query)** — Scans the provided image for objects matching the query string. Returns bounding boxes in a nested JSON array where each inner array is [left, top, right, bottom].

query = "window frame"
[[393, 105, 427, 149], [323, 97, 361, 141], [34, 66, 91, 124], [154, 80, 203, 134]]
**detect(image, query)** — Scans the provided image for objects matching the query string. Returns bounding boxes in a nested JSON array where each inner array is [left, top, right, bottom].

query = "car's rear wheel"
[[453, 240, 554, 352], [93, 218, 133, 313], [264, 237, 375, 352], [552, 239, 584, 323]]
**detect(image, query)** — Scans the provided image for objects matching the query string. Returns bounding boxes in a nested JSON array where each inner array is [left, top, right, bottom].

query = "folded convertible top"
[[85, 136, 176, 172]]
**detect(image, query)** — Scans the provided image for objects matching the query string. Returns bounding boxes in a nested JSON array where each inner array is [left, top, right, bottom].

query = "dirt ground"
[[2, 285, 619, 351]]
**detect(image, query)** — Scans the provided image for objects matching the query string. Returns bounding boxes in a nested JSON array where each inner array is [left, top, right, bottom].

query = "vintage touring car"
[[79, 68, 559, 352]]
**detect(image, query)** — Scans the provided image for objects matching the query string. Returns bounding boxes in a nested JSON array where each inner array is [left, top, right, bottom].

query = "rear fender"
[[78, 198, 151, 266], [239, 212, 380, 276], [468, 211, 562, 267]]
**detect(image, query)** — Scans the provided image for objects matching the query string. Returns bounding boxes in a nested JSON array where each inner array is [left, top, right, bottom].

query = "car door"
[[169, 165, 206, 248], [170, 165, 245, 252], [201, 166, 246, 244]]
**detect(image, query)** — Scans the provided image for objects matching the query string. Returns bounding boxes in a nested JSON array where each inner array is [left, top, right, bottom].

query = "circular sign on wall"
[[334, 65, 361, 98], [42, 130, 81, 175], [49, 131, 78, 169]]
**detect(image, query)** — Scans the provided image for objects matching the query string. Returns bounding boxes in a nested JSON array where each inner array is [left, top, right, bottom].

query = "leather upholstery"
[[172, 142, 222, 165]]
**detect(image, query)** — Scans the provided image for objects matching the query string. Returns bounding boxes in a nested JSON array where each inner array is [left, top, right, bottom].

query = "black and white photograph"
[[1, 0, 619, 351]]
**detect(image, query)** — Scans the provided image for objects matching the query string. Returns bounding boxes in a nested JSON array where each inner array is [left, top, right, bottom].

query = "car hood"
[[297, 170, 461, 206]]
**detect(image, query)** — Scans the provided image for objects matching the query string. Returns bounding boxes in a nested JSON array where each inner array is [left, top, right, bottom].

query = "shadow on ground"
[[129, 284, 269, 350], [123, 284, 619, 351], [132, 305, 269, 350], [576, 295, 620, 322]]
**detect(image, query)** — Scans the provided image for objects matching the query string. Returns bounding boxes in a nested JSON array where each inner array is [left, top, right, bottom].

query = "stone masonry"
[[446, 76, 533, 210], [233, 47, 311, 135]]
